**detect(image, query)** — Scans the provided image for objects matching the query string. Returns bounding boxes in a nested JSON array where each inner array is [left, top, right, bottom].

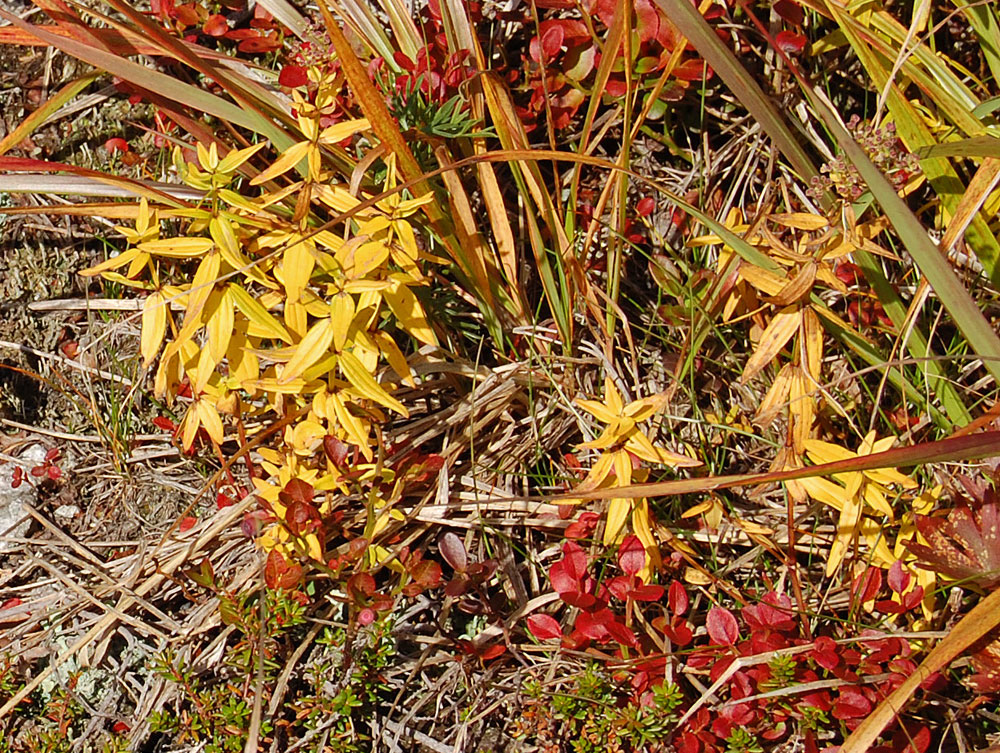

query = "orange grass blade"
[[0, 7, 275, 140], [561, 431, 1000, 501], [841, 587, 1000, 753]]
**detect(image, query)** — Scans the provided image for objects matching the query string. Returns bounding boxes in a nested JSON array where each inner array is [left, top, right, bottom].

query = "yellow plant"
[[565, 379, 701, 579], [81, 68, 445, 566], [789, 431, 918, 576]]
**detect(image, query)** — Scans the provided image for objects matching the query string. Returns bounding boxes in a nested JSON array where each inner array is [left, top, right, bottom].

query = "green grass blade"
[[651, 0, 819, 182], [806, 89, 1000, 387]]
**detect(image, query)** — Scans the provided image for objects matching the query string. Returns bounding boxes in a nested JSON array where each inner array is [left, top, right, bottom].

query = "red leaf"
[[548, 560, 580, 595], [530, 22, 565, 62], [411, 560, 442, 587], [775, 30, 807, 54], [478, 643, 507, 661], [618, 535, 646, 575], [179, 516, 197, 532], [104, 137, 129, 153], [561, 541, 589, 579], [174, 3, 202, 26], [284, 500, 321, 537], [348, 572, 376, 599], [564, 511, 600, 539], [264, 549, 302, 589], [203, 14, 229, 37], [636, 196, 656, 217], [279, 64, 309, 88], [852, 567, 883, 604], [112, 721, 130, 735], [604, 617, 639, 647], [323, 435, 348, 466], [831, 687, 872, 719], [674, 59, 712, 82], [665, 621, 693, 646], [237, 31, 281, 53], [527, 613, 563, 640], [773, 0, 804, 25], [811, 635, 840, 670], [706, 606, 739, 646], [575, 610, 611, 640], [439, 532, 468, 572], [668, 581, 689, 616], [888, 560, 911, 594], [631, 583, 665, 601], [280, 478, 314, 506]]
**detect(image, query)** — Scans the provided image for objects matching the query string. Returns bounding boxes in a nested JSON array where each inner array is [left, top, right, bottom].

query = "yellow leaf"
[[140, 292, 167, 367], [604, 497, 631, 546], [196, 398, 225, 444], [580, 416, 637, 450], [631, 499, 661, 578], [801, 306, 823, 381], [216, 141, 266, 174], [374, 330, 415, 387], [338, 240, 389, 279], [229, 284, 292, 343], [339, 350, 408, 417], [576, 398, 620, 424], [284, 300, 308, 339], [623, 392, 669, 422], [863, 484, 895, 519], [138, 237, 215, 258], [187, 251, 221, 324], [249, 140, 311, 185], [329, 391, 372, 460], [280, 318, 334, 384], [79, 247, 143, 276], [796, 476, 848, 510], [205, 287, 235, 363], [682, 499, 715, 518], [573, 451, 616, 494], [766, 262, 817, 308], [181, 405, 201, 450], [741, 305, 802, 383], [282, 238, 315, 303], [789, 366, 814, 454], [739, 264, 786, 297], [329, 292, 355, 353], [827, 494, 862, 576], [754, 363, 793, 427], [318, 117, 371, 144], [769, 212, 829, 231], [382, 281, 436, 345]]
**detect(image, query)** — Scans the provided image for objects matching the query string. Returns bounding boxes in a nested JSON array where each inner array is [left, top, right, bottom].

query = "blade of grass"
[[317, 0, 507, 339], [0, 70, 98, 156], [0, 156, 194, 205], [565, 430, 1000, 501], [952, 0, 1000, 86], [805, 86, 1000, 387], [841, 586, 1000, 753], [852, 248, 971, 427], [436, 0, 525, 320], [651, 0, 819, 182], [824, 1, 1000, 285], [0, 7, 282, 143]]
